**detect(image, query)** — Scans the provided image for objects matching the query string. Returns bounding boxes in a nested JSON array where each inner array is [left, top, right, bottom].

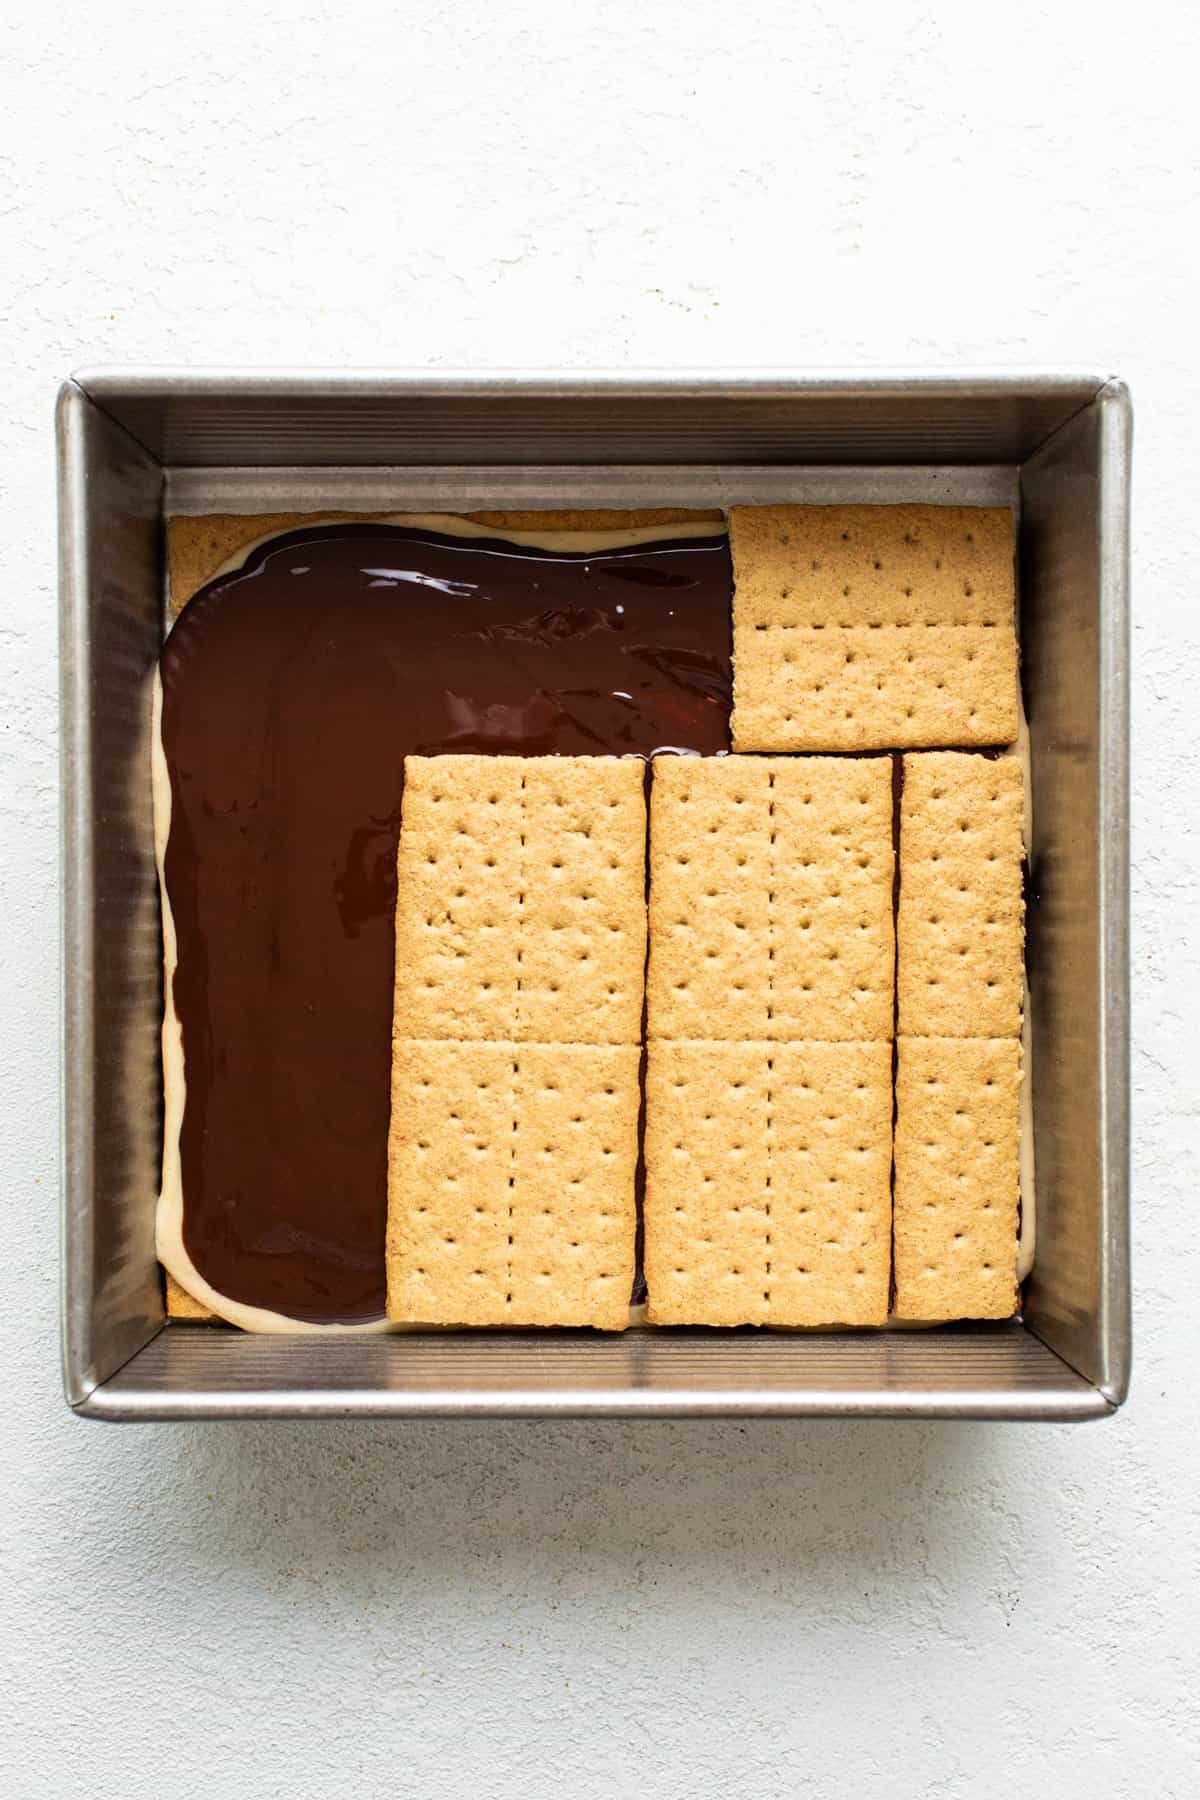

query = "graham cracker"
[[165, 1270, 216, 1320], [386, 1039, 639, 1328], [393, 754, 646, 1046], [644, 1039, 892, 1326], [893, 1035, 1021, 1320], [729, 504, 1018, 750], [167, 509, 723, 616], [647, 754, 894, 1043], [898, 751, 1024, 1038]]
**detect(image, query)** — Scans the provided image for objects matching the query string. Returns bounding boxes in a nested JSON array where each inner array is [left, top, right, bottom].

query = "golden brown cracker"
[[167, 512, 322, 615], [893, 1035, 1021, 1320], [732, 621, 1018, 751], [165, 1270, 216, 1320], [644, 1040, 892, 1326], [898, 752, 1024, 1039], [647, 755, 894, 1043], [386, 1039, 638, 1328], [393, 754, 646, 1045], [730, 505, 1014, 628], [167, 510, 722, 615], [729, 504, 1017, 750]]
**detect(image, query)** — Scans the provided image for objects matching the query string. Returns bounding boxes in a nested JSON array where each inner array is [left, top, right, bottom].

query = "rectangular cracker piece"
[[387, 1040, 639, 1328], [732, 622, 1018, 752], [898, 752, 1024, 1038], [643, 1040, 892, 1326], [729, 504, 1017, 750], [647, 755, 894, 1043], [730, 505, 1015, 629], [893, 1036, 1021, 1320], [393, 754, 646, 1045]]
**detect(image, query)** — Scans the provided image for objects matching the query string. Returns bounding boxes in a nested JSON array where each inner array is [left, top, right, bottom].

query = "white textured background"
[[3, 2, 1198, 1794]]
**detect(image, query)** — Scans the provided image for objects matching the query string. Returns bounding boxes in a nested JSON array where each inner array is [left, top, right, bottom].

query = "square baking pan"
[[57, 371, 1131, 1421]]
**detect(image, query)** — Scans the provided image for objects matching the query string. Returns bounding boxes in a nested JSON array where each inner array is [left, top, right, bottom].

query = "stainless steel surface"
[[57, 384, 165, 1403], [86, 1323, 1107, 1422], [77, 368, 1108, 468], [58, 369, 1131, 1420], [1019, 381, 1132, 1402], [167, 462, 1019, 515]]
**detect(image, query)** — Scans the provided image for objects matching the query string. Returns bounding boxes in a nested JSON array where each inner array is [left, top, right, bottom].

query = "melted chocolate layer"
[[159, 522, 733, 1321]]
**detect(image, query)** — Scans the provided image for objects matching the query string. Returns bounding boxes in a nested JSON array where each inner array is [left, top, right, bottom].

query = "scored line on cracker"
[[509, 769, 526, 1308]]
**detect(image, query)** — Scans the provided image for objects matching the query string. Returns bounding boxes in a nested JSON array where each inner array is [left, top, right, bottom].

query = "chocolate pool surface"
[[159, 522, 733, 1321]]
